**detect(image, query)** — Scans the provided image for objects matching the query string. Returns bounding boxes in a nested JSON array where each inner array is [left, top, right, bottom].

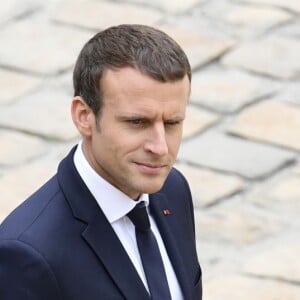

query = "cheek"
[[119, 132, 145, 152], [167, 134, 183, 157], [96, 134, 138, 161], [91, 133, 114, 159]]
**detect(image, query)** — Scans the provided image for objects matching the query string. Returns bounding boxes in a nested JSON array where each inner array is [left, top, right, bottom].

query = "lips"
[[136, 162, 165, 168], [134, 162, 167, 174]]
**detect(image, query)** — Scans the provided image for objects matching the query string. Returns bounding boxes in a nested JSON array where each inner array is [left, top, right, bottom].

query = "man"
[[0, 24, 201, 299]]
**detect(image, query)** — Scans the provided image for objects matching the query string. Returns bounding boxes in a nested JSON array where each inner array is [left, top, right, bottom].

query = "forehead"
[[100, 67, 190, 109]]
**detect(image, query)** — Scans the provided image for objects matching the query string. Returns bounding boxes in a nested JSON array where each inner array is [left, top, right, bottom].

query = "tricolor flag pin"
[[163, 209, 171, 216]]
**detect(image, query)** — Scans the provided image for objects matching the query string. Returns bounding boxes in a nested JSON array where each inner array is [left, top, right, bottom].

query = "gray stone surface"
[[0, 87, 78, 141], [0, 0, 299, 297], [247, 167, 300, 217], [195, 204, 281, 244], [222, 37, 300, 79], [229, 100, 300, 151], [0, 69, 40, 105], [178, 131, 295, 179], [294, 165, 300, 175], [190, 69, 277, 113], [176, 163, 244, 207], [243, 243, 300, 282], [159, 25, 234, 70], [204, 3, 294, 38], [223, 5, 292, 37], [183, 105, 219, 139], [0, 130, 46, 167], [237, 0, 300, 13], [276, 19, 300, 39], [54, 0, 163, 30], [277, 82, 300, 105], [205, 275, 300, 300], [127, 0, 206, 13], [0, 20, 91, 75], [0, 0, 38, 24]]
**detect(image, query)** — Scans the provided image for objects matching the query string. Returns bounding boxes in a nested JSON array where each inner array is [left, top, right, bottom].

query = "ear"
[[71, 96, 95, 137]]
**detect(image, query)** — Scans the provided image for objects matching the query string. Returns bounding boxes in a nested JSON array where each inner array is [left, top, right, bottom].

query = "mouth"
[[134, 162, 167, 175]]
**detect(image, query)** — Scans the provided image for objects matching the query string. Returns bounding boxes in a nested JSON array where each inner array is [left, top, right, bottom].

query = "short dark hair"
[[73, 24, 191, 117]]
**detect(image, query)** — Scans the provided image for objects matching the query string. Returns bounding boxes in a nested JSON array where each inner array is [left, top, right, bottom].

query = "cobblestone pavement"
[[0, 0, 299, 298]]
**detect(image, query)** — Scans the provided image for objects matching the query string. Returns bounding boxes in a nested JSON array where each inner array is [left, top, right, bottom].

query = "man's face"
[[82, 67, 190, 199]]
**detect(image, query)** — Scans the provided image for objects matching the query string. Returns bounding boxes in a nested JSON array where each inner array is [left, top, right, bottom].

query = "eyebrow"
[[116, 114, 185, 122]]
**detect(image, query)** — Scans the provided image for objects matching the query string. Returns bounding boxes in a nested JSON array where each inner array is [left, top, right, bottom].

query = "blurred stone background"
[[0, 0, 299, 299]]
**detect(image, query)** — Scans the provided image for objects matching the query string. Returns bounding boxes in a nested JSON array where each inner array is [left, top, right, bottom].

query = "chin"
[[141, 182, 165, 195], [134, 173, 169, 195]]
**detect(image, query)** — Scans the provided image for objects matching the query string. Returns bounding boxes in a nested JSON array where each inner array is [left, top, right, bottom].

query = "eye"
[[127, 119, 145, 126], [165, 120, 181, 127], [130, 119, 142, 124]]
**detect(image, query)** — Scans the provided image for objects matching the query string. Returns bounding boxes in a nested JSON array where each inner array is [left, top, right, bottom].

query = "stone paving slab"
[[175, 163, 244, 207], [183, 105, 219, 139], [0, 20, 91, 75], [0, 0, 38, 24], [243, 242, 300, 283], [178, 131, 295, 179], [128, 0, 206, 13], [237, 0, 300, 14], [50, 71, 74, 98], [195, 205, 281, 245], [0, 87, 78, 141], [205, 275, 300, 300], [222, 36, 300, 79], [276, 19, 300, 38], [294, 165, 300, 175], [277, 82, 300, 105], [0, 69, 40, 105], [247, 169, 300, 217], [158, 25, 234, 70], [208, 2, 294, 38], [54, 0, 163, 30], [190, 68, 277, 113], [229, 100, 300, 151], [191, 0, 293, 38], [224, 5, 292, 37], [0, 130, 46, 167]]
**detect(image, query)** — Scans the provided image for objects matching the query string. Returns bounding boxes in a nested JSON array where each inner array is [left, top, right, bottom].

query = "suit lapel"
[[57, 148, 150, 300], [82, 212, 150, 299], [150, 193, 192, 300]]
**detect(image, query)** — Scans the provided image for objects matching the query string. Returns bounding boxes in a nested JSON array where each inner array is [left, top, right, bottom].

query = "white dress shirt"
[[73, 141, 183, 300]]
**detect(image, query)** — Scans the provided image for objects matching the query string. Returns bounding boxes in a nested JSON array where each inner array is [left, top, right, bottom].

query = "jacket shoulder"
[[160, 167, 192, 199], [0, 239, 62, 299]]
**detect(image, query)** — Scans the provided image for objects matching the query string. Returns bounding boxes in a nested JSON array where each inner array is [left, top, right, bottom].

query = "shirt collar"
[[73, 141, 149, 223]]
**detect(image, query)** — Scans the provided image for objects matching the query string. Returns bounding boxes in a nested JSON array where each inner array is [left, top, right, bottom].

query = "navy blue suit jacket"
[[0, 147, 202, 299]]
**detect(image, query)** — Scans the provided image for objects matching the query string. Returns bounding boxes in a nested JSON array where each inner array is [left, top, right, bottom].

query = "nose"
[[144, 123, 168, 156]]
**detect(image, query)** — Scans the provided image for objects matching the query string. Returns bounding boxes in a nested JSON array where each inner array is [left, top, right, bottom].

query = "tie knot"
[[127, 202, 150, 232]]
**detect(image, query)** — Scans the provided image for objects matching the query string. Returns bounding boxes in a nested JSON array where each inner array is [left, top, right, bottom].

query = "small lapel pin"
[[163, 209, 171, 216]]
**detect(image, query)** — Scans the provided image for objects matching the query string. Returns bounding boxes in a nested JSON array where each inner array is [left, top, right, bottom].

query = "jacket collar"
[[150, 193, 192, 300], [57, 147, 149, 299], [57, 146, 190, 299]]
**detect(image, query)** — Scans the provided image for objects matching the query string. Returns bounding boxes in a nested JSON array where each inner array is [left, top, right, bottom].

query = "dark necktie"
[[127, 202, 172, 300]]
